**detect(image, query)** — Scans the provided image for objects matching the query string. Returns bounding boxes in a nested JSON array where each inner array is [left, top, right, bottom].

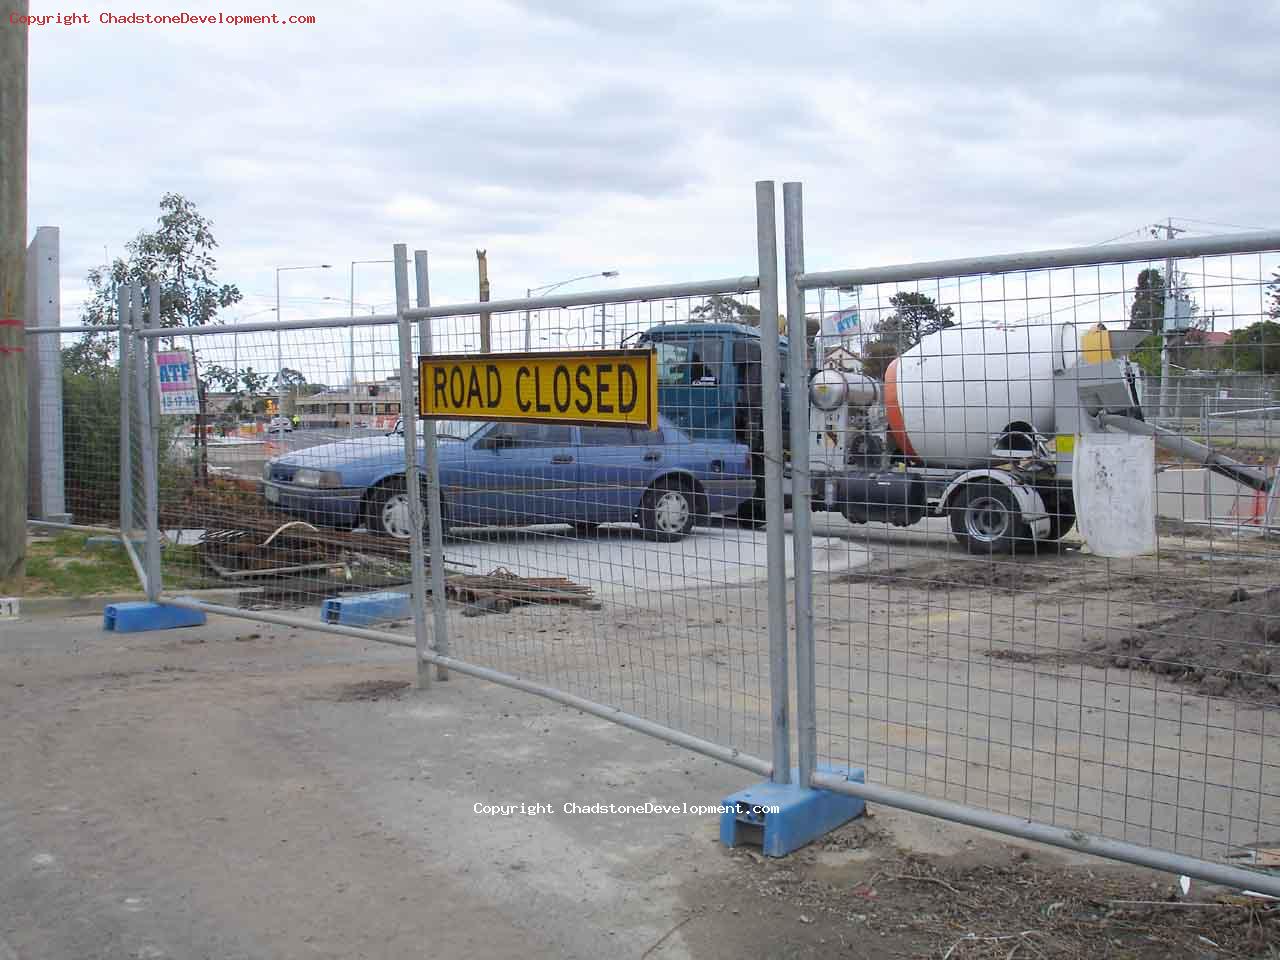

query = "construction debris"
[[449, 566, 599, 615]]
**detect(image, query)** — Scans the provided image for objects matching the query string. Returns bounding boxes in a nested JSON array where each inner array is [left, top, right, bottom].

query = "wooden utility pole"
[[476, 249, 491, 352], [0, 3, 29, 596]]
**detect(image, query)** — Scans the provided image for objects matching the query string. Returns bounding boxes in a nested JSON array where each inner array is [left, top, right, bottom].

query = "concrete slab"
[[443, 525, 874, 600], [1157, 467, 1259, 524]]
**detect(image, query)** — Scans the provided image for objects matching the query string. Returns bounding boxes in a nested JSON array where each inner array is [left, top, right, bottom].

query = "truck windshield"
[[654, 338, 723, 386]]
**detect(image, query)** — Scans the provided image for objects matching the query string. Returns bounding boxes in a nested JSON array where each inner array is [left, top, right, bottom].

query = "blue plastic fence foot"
[[720, 765, 866, 857], [102, 599, 207, 633], [321, 591, 411, 627]]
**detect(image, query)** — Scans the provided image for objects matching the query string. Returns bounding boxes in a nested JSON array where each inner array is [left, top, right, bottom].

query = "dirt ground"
[[1075, 585, 1280, 703], [834, 532, 1280, 706], [3, 609, 1278, 959]]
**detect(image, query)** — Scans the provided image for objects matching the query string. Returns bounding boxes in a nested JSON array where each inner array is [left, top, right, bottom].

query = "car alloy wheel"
[[380, 491, 415, 540], [653, 489, 691, 535]]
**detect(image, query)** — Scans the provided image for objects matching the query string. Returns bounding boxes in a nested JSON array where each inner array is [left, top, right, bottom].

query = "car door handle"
[[643, 450, 662, 462], [551, 454, 575, 464]]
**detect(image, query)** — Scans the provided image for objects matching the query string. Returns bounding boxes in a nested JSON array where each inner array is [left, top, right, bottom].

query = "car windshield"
[[390, 418, 485, 440]]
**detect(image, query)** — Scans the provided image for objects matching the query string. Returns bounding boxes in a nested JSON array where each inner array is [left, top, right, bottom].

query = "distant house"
[[823, 344, 863, 371]]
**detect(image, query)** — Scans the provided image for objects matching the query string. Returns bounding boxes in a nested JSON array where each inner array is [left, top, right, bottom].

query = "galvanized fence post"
[[413, 249, 450, 681], [132, 281, 162, 601], [782, 181, 817, 788], [393, 245, 431, 688], [1201, 396, 1211, 522], [117, 282, 132, 536], [755, 180, 790, 783]]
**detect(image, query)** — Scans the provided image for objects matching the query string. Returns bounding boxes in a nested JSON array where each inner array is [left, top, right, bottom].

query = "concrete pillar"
[[25, 226, 68, 522]]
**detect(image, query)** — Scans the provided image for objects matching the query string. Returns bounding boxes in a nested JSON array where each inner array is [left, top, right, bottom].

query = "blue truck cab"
[[635, 322, 791, 520], [635, 321, 790, 446]]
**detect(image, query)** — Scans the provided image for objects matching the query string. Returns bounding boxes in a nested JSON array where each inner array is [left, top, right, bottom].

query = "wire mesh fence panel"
[[416, 292, 791, 763], [23, 326, 123, 530], [20, 324, 134, 597], [800, 244, 1280, 868], [116, 318, 422, 612]]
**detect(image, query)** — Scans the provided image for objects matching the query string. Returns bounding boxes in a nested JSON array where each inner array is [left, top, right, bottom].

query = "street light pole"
[[523, 270, 619, 350], [349, 259, 392, 433], [274, 263, 331, 441]]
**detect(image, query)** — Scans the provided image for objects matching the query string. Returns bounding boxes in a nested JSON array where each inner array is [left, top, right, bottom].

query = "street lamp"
[[275, 263, 332, 439], [523, 270, 619, 350], [349, 259, 393, 433], [227, 308, 278, 409]]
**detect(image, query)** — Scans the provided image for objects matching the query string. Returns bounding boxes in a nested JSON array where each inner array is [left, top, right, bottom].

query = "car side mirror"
[[481, 432, 516, 450]]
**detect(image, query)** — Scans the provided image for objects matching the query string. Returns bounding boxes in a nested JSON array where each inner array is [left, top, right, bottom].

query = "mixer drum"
[[885, 322, 1082, 467]]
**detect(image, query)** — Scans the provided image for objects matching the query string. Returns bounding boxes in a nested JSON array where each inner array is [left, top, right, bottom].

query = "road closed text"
[[419, 350, 657, 429]]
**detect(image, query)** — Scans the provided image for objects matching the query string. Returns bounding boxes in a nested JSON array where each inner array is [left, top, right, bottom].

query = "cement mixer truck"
[[635, 320, 1271, 553]]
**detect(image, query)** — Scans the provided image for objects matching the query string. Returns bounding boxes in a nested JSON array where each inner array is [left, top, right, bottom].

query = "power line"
[[1171, 216, 1275, 232], [1091, 226, 1152, 246]]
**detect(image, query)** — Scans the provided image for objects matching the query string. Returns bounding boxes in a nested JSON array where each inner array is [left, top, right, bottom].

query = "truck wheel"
[[641, 479, 696, 542], [1046, 512, 1076, 541], [950, 483, 1026, 554], [1038, 491, 1076, 541]]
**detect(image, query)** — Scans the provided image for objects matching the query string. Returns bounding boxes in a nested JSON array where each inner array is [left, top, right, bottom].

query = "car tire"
[[367, 478, 435, 540], [640, 479, 697, 542], [735, 478, 767, 529], [949, 483, 1027, 554]]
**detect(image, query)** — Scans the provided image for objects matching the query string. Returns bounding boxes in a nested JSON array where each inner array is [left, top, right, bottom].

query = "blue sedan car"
[[262, 417, 753, 542]]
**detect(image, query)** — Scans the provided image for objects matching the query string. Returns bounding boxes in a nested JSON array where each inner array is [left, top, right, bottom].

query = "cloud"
[[20, 0, 1280, 328]]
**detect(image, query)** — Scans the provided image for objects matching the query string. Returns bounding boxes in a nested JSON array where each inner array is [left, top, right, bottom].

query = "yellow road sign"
[[418, 349, 658, 429]]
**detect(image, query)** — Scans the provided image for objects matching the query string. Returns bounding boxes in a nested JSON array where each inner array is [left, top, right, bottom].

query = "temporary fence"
[[24, 181, 1280, 896], [787, 181, 1280, 891], [105, 239, 788, 775]]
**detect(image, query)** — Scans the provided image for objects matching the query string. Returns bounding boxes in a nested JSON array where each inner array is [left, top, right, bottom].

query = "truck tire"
[[1038, 490, 1076, 541], [949, 483, 1028, 554]]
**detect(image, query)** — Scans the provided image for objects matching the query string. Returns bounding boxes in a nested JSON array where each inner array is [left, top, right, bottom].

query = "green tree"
[[1225, 321, 1280, 373], [690, 295, 761, 325], [858, 340, 900, 380], [203, 364, 270, 420], [62, 367, 122, 522], [273, 367, 307, 390], [877, 291, 954, 350], [81, 192, 242, 330], [1128, 268, 1206, 375], [71, 193, 242, 371], [1129, 268, 1166, 332]]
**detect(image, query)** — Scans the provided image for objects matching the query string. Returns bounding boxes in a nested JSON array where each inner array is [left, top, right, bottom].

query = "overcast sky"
[[25, 0, 1280, 331]]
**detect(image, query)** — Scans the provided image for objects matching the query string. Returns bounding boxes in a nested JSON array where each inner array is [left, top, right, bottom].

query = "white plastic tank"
[[885, 322, 1087, 467]]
